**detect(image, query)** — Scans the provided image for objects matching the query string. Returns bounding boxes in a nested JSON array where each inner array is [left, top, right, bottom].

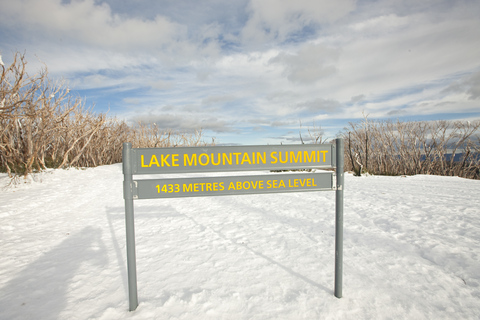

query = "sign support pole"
[[122, 142, 139, 311], [334, 138, 344, 298]]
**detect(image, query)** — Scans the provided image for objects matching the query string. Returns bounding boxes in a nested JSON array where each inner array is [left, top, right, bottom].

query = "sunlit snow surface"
[[1, 164, 479, 319]]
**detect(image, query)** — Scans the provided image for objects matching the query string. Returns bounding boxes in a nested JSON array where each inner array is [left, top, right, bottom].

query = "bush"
[[341, 118, 480, 179], [0, 52, 212, 178]]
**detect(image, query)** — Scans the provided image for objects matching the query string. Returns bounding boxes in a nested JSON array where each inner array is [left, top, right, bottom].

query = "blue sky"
[[1, 0, 479, 145]]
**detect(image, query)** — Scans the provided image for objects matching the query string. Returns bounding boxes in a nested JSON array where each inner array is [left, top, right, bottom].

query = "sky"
[[1, 0, 480, 145]]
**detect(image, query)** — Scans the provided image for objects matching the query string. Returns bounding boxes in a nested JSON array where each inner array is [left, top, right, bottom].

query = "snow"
[[1, 164, 480, 319]]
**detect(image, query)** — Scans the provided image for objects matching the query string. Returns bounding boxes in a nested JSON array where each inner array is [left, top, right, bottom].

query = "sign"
[[122, 141, 345, 311], [132, 144, 335, 174], [134, 172, 334, 199]]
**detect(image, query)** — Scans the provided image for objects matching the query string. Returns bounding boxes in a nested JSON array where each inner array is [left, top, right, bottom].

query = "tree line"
[[341, 117, 480, 179], [0, 52, 210, 178]]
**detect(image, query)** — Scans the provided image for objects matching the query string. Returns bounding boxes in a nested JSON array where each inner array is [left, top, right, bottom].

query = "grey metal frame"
[[122, 139, 344, 311]]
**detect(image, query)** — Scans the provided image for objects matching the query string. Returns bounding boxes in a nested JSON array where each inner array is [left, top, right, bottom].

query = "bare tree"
[[1, 52, 213, 179], [340, 118, 480, 179]]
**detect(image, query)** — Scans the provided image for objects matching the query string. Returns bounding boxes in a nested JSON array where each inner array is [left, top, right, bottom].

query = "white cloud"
[[201, 94, 236, 107], [131, 113, 233, 133], [296, 98, 343, 113], [318, 12, 480, 108], [351, 94, 366, 103], [1, 0, 185, 50], [149, 80, 174, 91], [269, 44, 339, 84], [409, 95, 480, 116], [349, 14, 411, 33], [442, 71, 480, 100], [242, 0, 355, 45]]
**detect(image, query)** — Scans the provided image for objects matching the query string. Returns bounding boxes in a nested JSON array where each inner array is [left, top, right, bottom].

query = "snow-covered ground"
[[1, 164, 479, 319]]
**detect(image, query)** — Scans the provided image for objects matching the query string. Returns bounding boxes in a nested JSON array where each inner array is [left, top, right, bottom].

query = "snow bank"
[[1, 165, 479, 319]]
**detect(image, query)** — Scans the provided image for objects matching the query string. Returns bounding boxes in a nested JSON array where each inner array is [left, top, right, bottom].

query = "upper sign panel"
[[132, 144, 335, 174]]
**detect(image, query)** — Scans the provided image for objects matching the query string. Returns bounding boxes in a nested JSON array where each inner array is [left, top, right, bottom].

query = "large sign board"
[[131, 144, 334, 174], [122, 141, 344, 311]]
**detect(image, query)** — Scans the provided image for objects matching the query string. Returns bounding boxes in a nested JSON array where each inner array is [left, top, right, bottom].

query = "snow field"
[[0, 164, 479, 319]]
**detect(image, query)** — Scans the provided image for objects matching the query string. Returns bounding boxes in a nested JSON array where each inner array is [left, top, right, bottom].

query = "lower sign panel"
[[134, 172, 334, 199]]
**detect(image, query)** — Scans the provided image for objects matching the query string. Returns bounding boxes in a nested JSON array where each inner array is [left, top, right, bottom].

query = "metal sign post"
[[335, 138, 344, 298], [122, 139, 344, 311], [122, 143, 138, 311]]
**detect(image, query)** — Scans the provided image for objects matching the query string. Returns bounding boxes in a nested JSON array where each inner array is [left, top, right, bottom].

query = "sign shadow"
[[0, 227, 107, 320]]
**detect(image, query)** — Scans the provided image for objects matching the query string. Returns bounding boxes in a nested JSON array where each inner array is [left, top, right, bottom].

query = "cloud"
[[123, 97, 141, 105], [296, 98, 343, 113], [201, 94, 236, 106], [351, 95, 366, 103], [442, 71, 480, 100], [271, 121, 291, 127], [101, 0, 249, 37], [349, 14, 411, 33], [0, 0, 224, 66], [387, 109, 407, 116], [269, 44, 339, 84], [1, 0, 185, 51], [150, 80, 174, 91], [241, 0, 356, 44], [465, 72, 480, 100], [319, 7, 480, 117], [131, 113, 233, 133]]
